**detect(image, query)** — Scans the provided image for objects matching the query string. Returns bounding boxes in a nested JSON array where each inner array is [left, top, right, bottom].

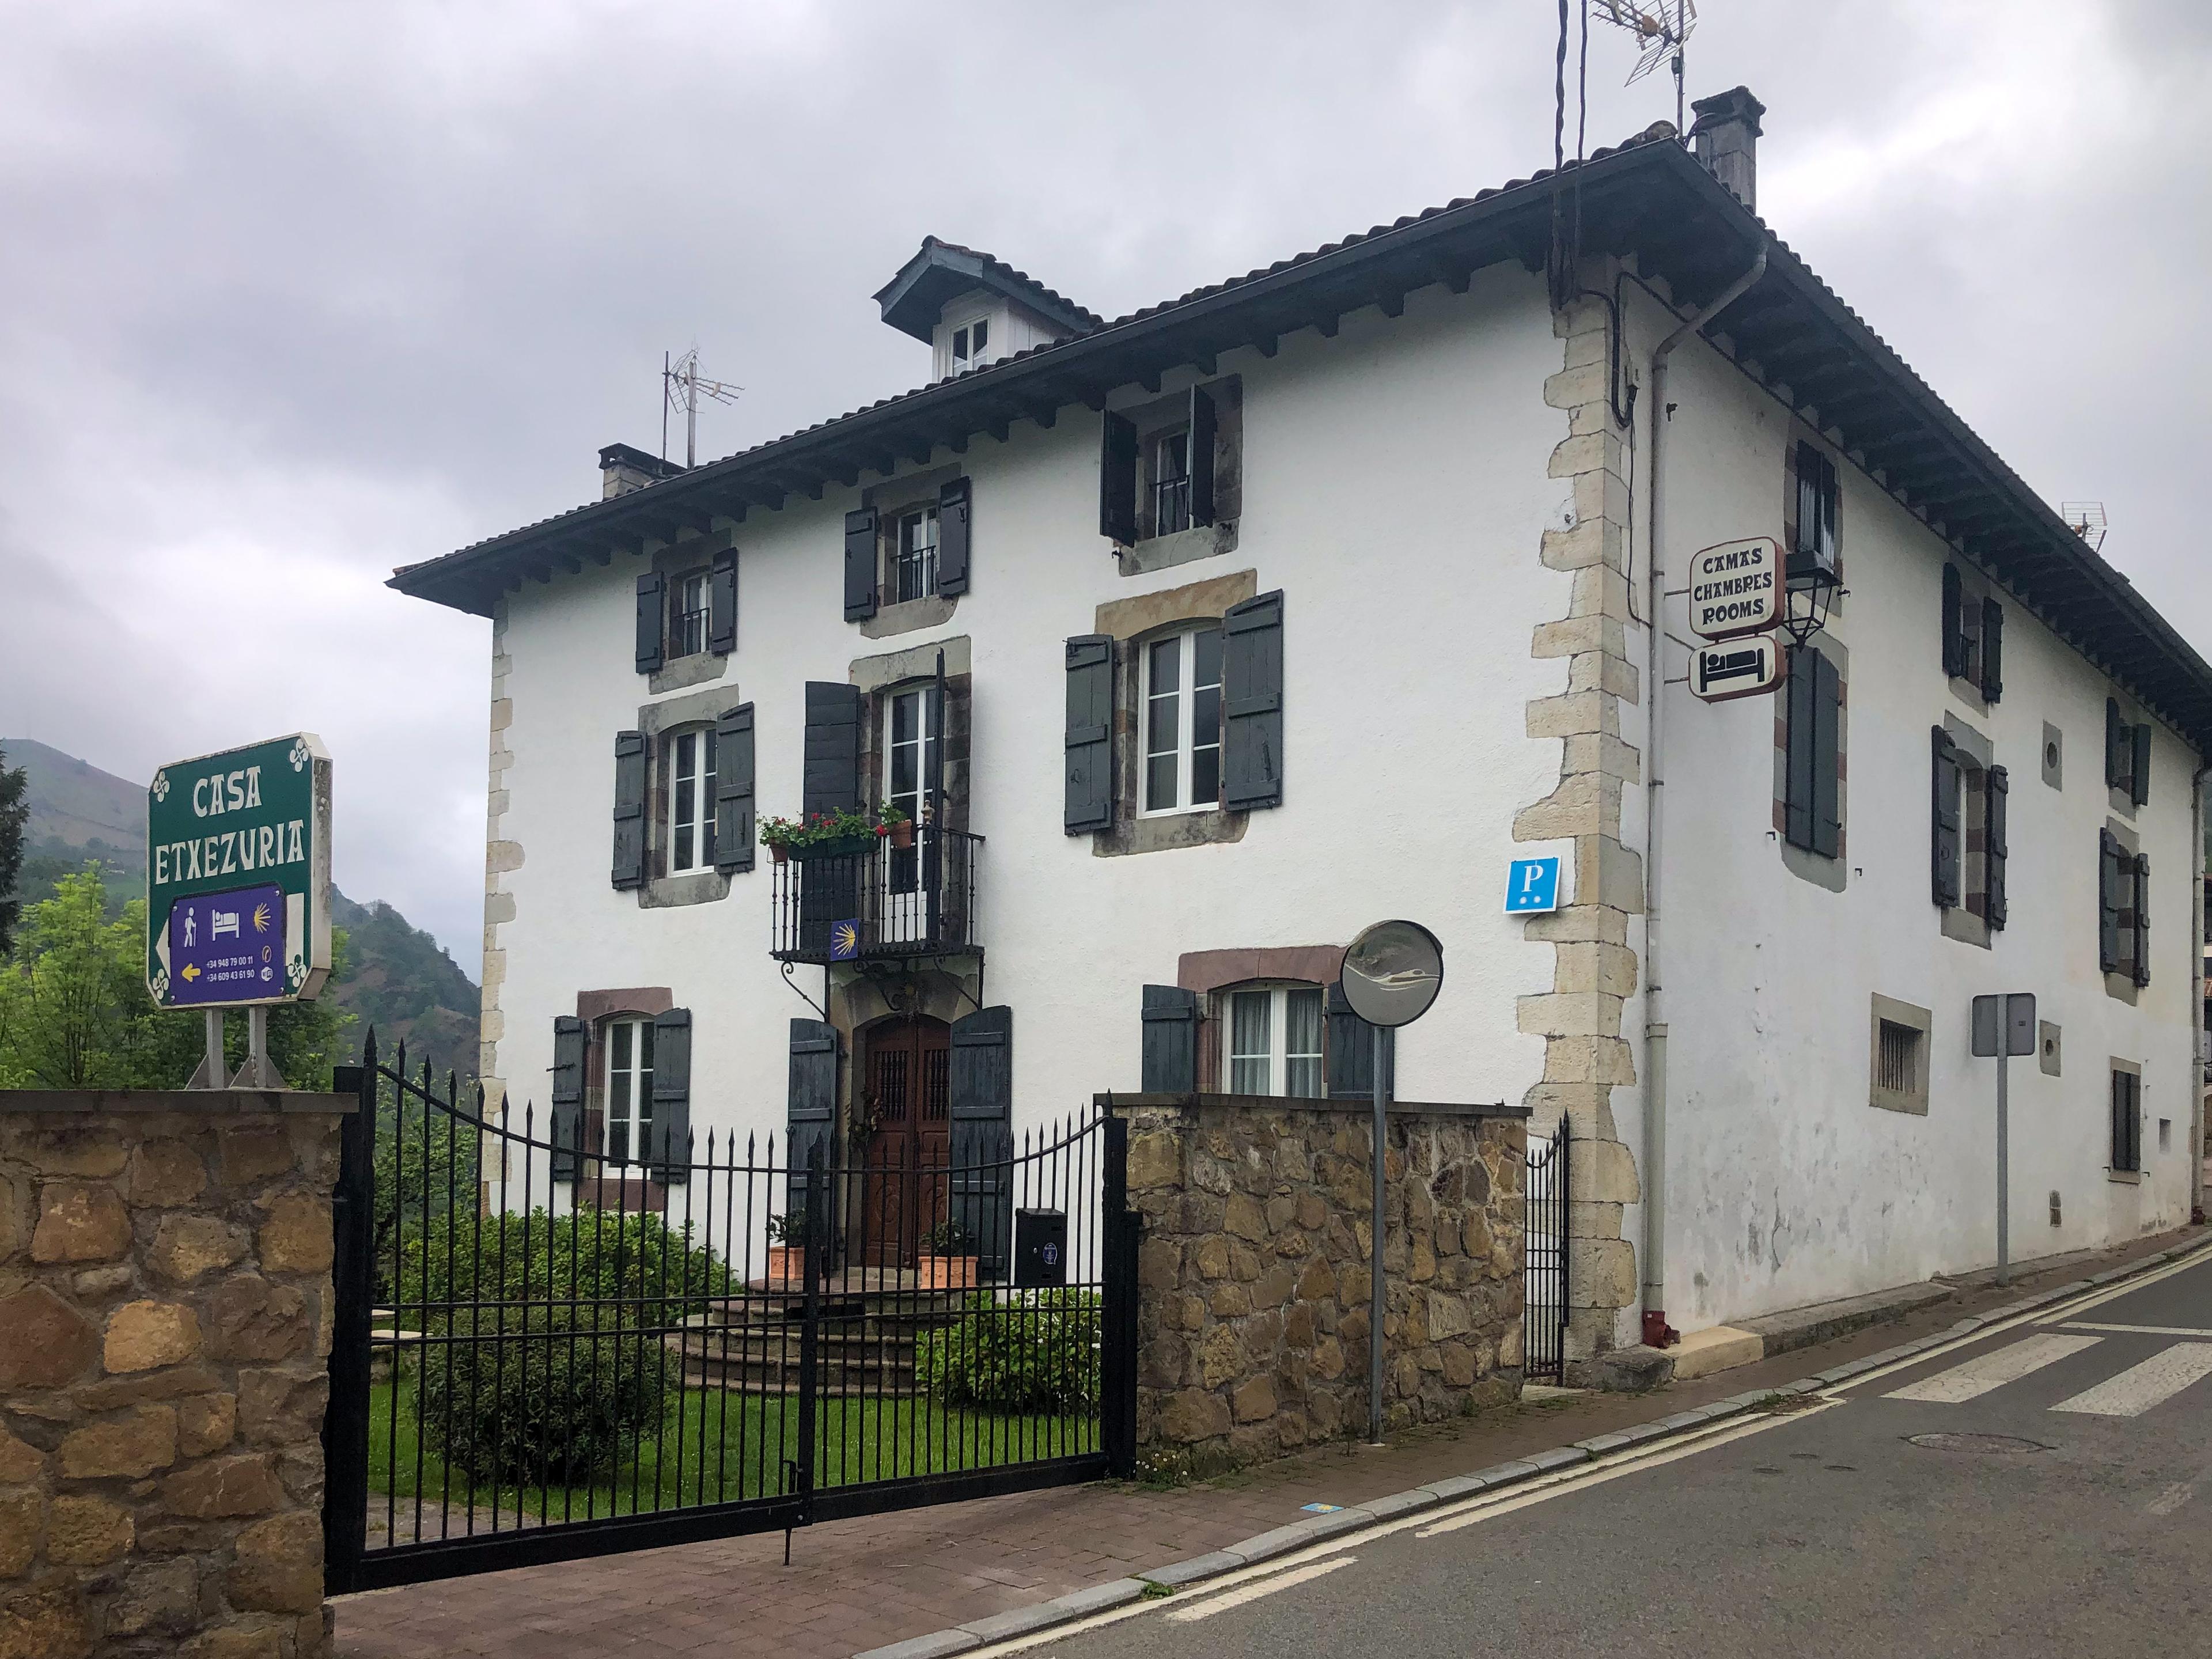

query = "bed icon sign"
[[1505, 857, 1562, 915]]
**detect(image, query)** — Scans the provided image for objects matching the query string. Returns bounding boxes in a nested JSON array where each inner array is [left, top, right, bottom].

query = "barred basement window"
[[1869, 994, 1931, 1115], [1878, 1021, 1921, 1095]]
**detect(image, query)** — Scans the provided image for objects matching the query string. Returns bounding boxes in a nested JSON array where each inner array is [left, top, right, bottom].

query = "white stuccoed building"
[[394, 90, 2210, 1366]]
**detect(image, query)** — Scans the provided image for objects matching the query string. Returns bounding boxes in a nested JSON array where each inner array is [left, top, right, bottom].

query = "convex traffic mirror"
[[1339, 919, 1444, 1029]]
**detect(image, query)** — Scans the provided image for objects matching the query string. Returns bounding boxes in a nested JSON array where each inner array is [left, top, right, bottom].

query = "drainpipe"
[[1639, 244, 1768, 1348], [2194, 760, 2209, 1226]]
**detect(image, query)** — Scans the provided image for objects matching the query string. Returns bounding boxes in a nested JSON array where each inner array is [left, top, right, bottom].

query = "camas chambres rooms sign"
[[145, 733, 333, 1009]]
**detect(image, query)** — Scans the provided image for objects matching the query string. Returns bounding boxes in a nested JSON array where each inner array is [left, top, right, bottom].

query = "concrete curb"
[[849, 1235, 2210, 1659]]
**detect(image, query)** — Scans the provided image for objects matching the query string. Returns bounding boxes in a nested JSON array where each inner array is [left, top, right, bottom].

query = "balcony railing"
[[770, 828, 982, 963]]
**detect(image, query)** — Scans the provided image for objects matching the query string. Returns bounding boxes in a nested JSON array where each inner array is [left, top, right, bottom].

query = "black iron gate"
[[324, 1033, 1138, 1593], [1524, 1119, 1570, 1385]]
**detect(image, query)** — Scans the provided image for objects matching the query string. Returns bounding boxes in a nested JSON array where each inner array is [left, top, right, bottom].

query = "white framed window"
[[949, 315, 991, 374], [674, 570, 710, 658], [884, 683, 937, 896], [1142, 626, 1223, 815], [604, 1016, 656, 1163], [1153, 429, 1191, 536], [1225, 984, 1325, 1098], [893, 507, 938, 603], [669, 726, 718, 874]]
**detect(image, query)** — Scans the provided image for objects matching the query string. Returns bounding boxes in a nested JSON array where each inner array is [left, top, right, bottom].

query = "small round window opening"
[[2045, 740, 2060, 769]]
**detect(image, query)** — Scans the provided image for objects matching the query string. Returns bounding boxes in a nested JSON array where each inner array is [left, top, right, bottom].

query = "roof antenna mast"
[[661, 347, 744, 469], [1593, 1, 1699, 138]]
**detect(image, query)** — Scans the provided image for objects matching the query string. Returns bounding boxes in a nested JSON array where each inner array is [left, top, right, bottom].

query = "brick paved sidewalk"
[[335, 1225, 2203, 1659]]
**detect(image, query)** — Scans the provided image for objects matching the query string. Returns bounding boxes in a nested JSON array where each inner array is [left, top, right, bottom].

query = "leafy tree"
[[0, 748, 25, 958], [368, 1067, 483, 1283], [0, 863, 354, 1089]]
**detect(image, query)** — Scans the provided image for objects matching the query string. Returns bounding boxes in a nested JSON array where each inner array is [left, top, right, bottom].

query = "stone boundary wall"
[[1113, 1094, 1528, 1468], [0, 1091, 350, 1659]]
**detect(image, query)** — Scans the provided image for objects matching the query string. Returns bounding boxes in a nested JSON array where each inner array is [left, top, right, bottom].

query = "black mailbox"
[[1014, 1209, 1067, 1287]]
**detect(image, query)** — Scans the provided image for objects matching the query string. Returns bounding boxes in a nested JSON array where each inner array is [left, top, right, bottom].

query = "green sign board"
[[146, 734, 332, 1009]]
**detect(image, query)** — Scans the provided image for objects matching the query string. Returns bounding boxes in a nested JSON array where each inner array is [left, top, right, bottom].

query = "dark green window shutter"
[[1979, 598, 2003, 703], [1064, 634, 1116, 834], [708, 547, 738, 656], [1222, 590, 1285, 810], [2099, 830, 2123, 972], [801, 683, 863, 816], [2132, 723, 2151, 806], [801, 685, 862, 950], [1986, 764, 2009, 930], [843, 507, 879, 622], [949, 1006, 1013, 1277], [1325, 981, 1395, 1100], [714, 702, 755, 874], [649, 1007, 691, 1181], [2105, 698, 2126, 788], [1940, 565, 1966, 680], [1811, 650, 1841, 858], [2133, 853, 2151, 987], [1140, 985, 1199, 1092], [612, 729, 648, 891], [1188, 385, 1218, 528], [1783, 648, 1817, 851], [550, 1015, 586, 1181], [1930, 727, 1960, 908], [786, 1019, 839, 1221], [1100, 410, 1138, 543], [635, 571, 665, 674], [936, 476, 971, 596]]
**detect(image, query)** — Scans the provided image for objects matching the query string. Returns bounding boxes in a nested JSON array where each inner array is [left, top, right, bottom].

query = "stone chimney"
[[597, 442, 685, 499], [1688, 86, 1765, 211]]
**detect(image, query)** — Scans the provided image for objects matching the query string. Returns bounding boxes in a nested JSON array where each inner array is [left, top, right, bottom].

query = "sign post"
[[146, 734, 333, 1088], [1338, 919, 1445, 1446], [1971, 993, 2037, 1285]]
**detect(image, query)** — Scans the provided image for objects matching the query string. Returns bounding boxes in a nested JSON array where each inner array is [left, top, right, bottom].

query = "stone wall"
[[0, 1091, 350, 1659], [1117, 1095, 1527, 1468]]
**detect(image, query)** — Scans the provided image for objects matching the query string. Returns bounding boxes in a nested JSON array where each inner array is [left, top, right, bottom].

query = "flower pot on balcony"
[[887, 820, 914, 850], [770, 842, 790, 865], [918, 1254, 978, 1290], [791, 834, 877, 861]]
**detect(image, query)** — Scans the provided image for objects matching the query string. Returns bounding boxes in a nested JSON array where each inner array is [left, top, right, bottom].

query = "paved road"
[[1026, 1249, 2212, 1659]]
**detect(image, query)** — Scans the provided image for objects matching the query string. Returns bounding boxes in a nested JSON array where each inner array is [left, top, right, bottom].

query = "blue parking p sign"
[[1505, 857, 1561, 915]]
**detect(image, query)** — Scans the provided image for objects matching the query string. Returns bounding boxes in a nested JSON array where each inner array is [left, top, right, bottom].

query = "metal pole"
[[1369, 1024, 1387, 1446], [1997, 1049, 2010, 1286]]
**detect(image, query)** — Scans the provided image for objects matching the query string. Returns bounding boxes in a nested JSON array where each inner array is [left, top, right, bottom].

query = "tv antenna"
[[2062, 501, 2109, 553], [1593, 1, 1697, 136], [662, 347, 743, 469]]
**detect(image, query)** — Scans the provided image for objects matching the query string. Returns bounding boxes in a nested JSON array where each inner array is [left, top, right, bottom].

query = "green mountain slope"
[[2, 737, 479, 1082]]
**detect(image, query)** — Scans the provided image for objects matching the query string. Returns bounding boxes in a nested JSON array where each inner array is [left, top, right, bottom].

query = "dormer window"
[[950, 316, 989, 373]]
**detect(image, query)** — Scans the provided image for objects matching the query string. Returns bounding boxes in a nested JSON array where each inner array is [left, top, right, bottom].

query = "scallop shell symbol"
[[289, 739, 309, 772], [151, 771, 170, 804]]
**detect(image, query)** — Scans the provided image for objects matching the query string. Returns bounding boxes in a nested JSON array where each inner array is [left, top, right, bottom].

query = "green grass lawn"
[[366, 1375, 1099, 1526]]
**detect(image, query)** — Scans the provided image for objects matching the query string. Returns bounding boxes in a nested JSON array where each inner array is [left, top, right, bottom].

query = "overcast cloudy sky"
[[3, 1, 2207, 965]]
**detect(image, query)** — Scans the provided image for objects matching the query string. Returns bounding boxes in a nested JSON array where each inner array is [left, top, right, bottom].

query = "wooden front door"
[[860, 1015, 951, 1267]]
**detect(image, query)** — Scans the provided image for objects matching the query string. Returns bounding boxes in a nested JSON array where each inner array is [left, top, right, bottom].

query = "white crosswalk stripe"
[[2051, 1343, 2212, 1418], [1885, 1334, 2102, 1404]]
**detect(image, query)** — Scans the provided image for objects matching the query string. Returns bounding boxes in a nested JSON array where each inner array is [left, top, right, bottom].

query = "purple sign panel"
[[166, 884, 285, 1006]]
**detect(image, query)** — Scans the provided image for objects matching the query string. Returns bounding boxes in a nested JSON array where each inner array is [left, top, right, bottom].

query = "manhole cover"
[[1906, 1432, 2049, 1454]]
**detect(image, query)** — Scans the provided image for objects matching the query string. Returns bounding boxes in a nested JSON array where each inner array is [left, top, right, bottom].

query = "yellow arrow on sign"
[[180, 964, 200, 982]]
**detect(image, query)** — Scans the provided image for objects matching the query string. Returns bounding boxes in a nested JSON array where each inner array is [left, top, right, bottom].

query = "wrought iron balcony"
[[770, 828, 982, 964]]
